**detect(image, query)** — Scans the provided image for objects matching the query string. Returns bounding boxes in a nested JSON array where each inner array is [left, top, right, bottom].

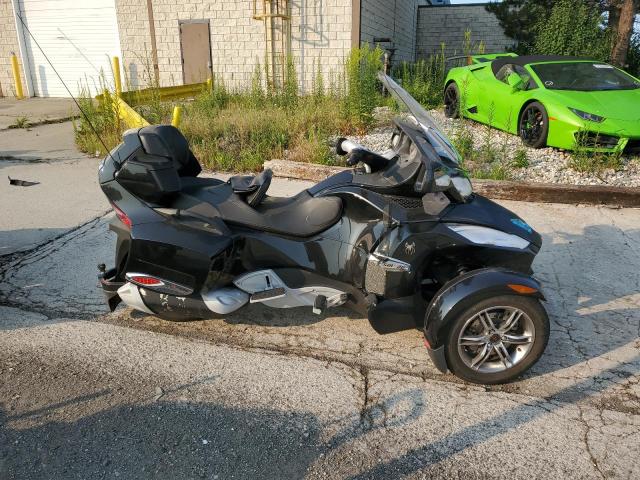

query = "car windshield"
[[378, 72, 462, 165], [531, 62, 640, 91]]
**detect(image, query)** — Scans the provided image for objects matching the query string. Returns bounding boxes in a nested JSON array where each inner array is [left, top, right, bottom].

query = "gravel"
[[346, 107, 640, 187]]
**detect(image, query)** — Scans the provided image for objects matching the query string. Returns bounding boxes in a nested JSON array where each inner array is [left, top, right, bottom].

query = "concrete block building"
[[2, 0, 496, 99]]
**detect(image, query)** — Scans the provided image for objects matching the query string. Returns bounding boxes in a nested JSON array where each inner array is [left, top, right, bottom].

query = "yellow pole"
[[112, 56, 122, 97], [171, 106, 182, 128], [206, 77, 212, 91], [10, 53, 24, 99]]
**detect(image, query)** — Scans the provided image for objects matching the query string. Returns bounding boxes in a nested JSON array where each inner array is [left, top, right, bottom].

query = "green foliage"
[[569, 129, 624, 173], [73, 87, 125, 156], [182, 94, 344, 172], [626, 34, 640, 77], [342, 44, 384, 129], [512, 148, 530, 168], [534, 0, 611, 60], [392, 45, 446, 109], [486, 0, 556, 54], [11, 116, 30, 129]]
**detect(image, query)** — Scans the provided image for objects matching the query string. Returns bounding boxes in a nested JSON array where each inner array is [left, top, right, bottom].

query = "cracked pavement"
[[1, 131, 639, 478]]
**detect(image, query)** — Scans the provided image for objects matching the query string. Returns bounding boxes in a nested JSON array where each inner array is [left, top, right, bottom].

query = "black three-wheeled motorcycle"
[[98, 74, 549, 384]]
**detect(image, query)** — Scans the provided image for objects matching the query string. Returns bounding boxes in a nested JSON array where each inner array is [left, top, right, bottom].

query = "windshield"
[[378, 73, 462, 165], [531, 62, 640, 91]]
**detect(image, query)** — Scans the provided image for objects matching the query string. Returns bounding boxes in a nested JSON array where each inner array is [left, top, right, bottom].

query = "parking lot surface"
[[1, 134, 639, 478]]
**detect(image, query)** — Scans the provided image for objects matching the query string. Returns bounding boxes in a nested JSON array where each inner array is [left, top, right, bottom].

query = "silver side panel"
[[117, 282, 155, 315], [365, 253, 412, 296], [233, 269, 348, 309], [202, 287, 249, 314]]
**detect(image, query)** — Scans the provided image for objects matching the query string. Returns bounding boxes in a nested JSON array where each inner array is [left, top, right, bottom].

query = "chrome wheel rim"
[[457, 306, 535, 373]]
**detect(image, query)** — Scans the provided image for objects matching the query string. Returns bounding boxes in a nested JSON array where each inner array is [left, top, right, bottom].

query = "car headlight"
[[569, 108, 605, 123], [447, 224, 530, 249]]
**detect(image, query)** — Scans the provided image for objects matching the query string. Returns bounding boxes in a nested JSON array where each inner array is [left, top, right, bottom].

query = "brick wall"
[[115, 0, 353, 92], [359, 0, 418, 64], [0, 2, 25, 98], [416, 4, 511, 59]]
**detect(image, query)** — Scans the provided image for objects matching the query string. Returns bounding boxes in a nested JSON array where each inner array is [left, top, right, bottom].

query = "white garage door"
[[17, 0, 121, 97]]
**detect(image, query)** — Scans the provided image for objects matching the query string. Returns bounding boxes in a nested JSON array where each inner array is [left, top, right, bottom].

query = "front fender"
[[423, 268, 544, 372]]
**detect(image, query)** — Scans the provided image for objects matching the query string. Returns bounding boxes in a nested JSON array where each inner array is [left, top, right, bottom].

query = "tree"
[[486, 0, 640, 66], [535, 0, 611, 60], [608, 0, 639, 67], [485, 1, 557, 53]]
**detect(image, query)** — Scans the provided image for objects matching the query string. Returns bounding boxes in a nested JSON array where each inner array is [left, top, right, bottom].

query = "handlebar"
[[336, 137, 389, 170]]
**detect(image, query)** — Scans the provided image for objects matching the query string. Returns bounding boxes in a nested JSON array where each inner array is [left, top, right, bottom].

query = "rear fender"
[[424, 268, 544, 352]]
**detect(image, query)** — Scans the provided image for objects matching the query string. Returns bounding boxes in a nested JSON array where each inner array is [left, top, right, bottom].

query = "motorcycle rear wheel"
[[445, 295, 549, 384]]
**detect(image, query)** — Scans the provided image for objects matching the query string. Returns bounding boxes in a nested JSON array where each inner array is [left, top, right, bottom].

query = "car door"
[[479, 64, 532, 132]]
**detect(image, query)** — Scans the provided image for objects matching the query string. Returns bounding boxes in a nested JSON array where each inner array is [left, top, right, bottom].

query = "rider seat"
[[180, 174, 342, 237]]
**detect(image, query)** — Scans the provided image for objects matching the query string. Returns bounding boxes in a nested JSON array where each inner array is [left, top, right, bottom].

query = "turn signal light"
[[111, 202, 132, 229], [508, 284, 537, 294]]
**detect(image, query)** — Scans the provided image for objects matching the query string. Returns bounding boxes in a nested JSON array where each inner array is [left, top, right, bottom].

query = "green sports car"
[[443, 54, 640, 154]]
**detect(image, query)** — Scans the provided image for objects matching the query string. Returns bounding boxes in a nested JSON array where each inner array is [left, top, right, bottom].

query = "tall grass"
[[393, 45, 446, 108], [74, 46, 388, 170]]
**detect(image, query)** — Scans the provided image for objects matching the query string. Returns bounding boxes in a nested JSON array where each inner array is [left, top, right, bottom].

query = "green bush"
[[342, 44, 384, 129], [534, 0, 611, 61], [392, 46, 446, 109]]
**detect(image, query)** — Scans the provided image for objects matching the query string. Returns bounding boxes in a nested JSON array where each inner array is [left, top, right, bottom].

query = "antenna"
[[14, 11, 118, 163]]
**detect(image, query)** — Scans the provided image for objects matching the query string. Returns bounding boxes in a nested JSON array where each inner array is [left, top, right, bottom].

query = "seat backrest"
[[138, 125, 201, 177]]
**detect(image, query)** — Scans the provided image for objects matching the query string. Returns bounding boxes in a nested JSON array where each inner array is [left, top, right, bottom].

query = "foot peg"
[[313, 293, 348, 314], [250, 287, 286, 303], [313, 295, 327, 315]]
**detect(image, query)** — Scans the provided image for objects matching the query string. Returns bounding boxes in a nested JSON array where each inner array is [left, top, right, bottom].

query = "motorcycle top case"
[[101, 125, 202, 204]]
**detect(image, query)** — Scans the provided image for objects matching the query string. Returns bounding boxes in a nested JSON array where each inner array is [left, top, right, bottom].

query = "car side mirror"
[[507, 72, 525, 90]]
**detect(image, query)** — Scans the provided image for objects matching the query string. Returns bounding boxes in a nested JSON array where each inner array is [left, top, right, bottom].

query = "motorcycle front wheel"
[[445, 295, 549, 384]]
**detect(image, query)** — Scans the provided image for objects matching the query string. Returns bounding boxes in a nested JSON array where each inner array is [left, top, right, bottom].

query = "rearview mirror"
[[507, 72, 525, 90]]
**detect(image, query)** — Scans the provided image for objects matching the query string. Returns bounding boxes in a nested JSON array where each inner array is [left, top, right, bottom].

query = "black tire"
[[445, 295, 549, 385], [443, 82, 460, 119], [519, 102, 549, 148]]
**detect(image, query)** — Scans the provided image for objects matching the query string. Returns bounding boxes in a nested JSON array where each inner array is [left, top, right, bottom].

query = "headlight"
[[569, 108, 605, 123], [434, 173, 473, 200], [451, 176, 473, 199], [447, 224, 530, 249]]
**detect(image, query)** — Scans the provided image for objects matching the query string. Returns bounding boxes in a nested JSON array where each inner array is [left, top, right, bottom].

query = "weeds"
[[512, 148, 530, 168], [342, 44, 384, 130], [73, 84, 124, 156], [569, 129, 624, 173], [11, 116, 30, 129], [393, 45, 446, 108]]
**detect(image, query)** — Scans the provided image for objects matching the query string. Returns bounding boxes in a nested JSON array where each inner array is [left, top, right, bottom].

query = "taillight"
[[129, 275, 163, 286], [125, 272, 193, 295], [111, 202, 132, 229]]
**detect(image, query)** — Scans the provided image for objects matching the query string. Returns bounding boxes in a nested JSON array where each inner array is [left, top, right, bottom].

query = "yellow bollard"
[[206, 77, 212, 91], [10, 53, 24, 99], [112, 56, 122, 97], [171, 105, 182, 128]]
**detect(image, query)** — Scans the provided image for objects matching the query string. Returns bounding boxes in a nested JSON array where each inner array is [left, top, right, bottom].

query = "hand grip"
[[336, 137, 362, 156]]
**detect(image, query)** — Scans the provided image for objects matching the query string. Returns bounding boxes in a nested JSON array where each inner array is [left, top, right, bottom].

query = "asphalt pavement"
[[1, 120, 639, 479]]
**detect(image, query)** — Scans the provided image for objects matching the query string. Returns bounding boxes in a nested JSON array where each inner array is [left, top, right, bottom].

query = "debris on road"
[[8, 176, 39, 187]]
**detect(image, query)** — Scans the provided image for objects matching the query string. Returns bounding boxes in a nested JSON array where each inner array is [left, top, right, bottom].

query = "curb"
[[264, 159, 640, 208], [0, 116, 75, 132]]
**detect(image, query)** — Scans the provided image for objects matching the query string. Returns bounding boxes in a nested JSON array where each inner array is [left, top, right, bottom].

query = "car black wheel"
[[445, 295, 549, 384], [444, 83, 460, 118], [519, 102, 548, 148]]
